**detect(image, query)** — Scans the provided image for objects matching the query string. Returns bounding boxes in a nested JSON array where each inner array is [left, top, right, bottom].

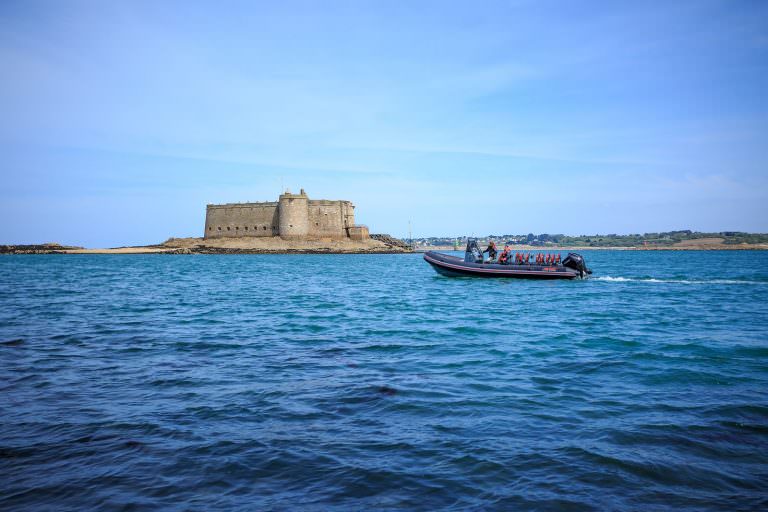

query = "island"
[[0, 189, 412, 254]]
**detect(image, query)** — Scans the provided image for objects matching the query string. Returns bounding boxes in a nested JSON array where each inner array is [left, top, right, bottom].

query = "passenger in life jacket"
[[498, 245, 511, 264], [483, 241, 497, 262], [556, 253, 561, 265], [525, 253, 530, 264]]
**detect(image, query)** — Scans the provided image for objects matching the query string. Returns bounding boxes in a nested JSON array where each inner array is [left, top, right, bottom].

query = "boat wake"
[[594, 276, 768, 285]]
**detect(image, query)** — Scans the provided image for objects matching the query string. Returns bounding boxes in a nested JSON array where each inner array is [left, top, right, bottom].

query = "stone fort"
[[204, 189, 370, 240]]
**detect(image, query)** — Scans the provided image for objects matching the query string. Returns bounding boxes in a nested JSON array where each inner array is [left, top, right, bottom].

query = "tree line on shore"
[[412, 231, 768, 248]]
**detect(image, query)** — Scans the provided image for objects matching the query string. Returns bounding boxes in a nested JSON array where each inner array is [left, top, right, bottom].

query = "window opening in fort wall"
[[204, 189, 370, 241]]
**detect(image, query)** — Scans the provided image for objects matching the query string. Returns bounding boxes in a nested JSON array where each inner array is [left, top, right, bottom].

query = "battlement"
[[204, 189, 364, 241], [206, 201, 277, 209]]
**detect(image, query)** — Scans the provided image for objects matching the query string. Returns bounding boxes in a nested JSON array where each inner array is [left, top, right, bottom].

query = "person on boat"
[[498, 245, 511, 264], [483, 241, 497, 262], [556, 254, 561, 265], [525, 253, 530, 264]]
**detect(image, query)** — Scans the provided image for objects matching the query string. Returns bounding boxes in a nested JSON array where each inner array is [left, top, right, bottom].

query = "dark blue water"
[[1, 251, 767, 511]]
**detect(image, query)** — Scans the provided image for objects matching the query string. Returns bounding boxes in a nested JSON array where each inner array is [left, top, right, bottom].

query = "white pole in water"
[[408, 220, 412, 247]]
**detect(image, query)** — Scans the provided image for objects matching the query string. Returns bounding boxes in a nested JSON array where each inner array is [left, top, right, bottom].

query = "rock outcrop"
[[0, 243, 84, 254]]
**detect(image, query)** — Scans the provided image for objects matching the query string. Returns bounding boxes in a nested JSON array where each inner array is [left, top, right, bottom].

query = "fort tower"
[[278, 189, 310, 239]]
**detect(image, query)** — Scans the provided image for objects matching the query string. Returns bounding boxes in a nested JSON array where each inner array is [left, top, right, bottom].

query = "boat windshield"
[[465, 240, 483, 263]]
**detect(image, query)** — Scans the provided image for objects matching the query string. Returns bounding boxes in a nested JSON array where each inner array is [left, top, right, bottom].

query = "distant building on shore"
[[204, 189, 370, 241]]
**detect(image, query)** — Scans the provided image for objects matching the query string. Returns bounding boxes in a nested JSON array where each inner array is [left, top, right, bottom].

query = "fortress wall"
[[204, 203, 278, 239], [348, 225, 369, 241], [203, 191, 366, 241], [308, 201, 348, 239]]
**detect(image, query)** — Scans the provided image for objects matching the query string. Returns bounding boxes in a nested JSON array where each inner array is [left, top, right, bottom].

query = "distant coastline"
[[5, 230, 768, 255], [413, 231, 768, 251], [3, 240, 767, 255], [415, 243, 768, 252]]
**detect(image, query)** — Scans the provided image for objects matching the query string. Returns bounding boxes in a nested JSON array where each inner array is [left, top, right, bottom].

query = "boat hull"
[[423, 251, 581, 279]]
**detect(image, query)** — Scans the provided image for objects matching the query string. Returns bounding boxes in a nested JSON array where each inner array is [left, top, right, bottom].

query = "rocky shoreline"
[[0, 235, 413, 255]]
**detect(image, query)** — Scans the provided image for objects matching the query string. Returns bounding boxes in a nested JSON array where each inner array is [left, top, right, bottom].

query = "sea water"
[[1, 251, 767, 510]]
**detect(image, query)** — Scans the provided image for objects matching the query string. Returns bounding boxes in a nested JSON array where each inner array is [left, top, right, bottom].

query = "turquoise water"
[[1, 251, 767, 510]]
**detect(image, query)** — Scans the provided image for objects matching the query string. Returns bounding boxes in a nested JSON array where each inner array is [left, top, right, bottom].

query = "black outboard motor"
[[562, 252, 592, 278], [465, 239, 484, 263]]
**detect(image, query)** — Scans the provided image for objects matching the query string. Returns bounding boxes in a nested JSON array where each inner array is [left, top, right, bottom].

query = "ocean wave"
[[593, 276, 768, 285]]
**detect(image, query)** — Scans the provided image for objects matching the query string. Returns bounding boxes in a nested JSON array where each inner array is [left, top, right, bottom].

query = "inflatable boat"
[[423, 240, 591, 279]]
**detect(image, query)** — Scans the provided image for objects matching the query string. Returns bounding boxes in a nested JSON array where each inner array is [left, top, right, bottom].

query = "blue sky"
[[1, 0, 767, 246]]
